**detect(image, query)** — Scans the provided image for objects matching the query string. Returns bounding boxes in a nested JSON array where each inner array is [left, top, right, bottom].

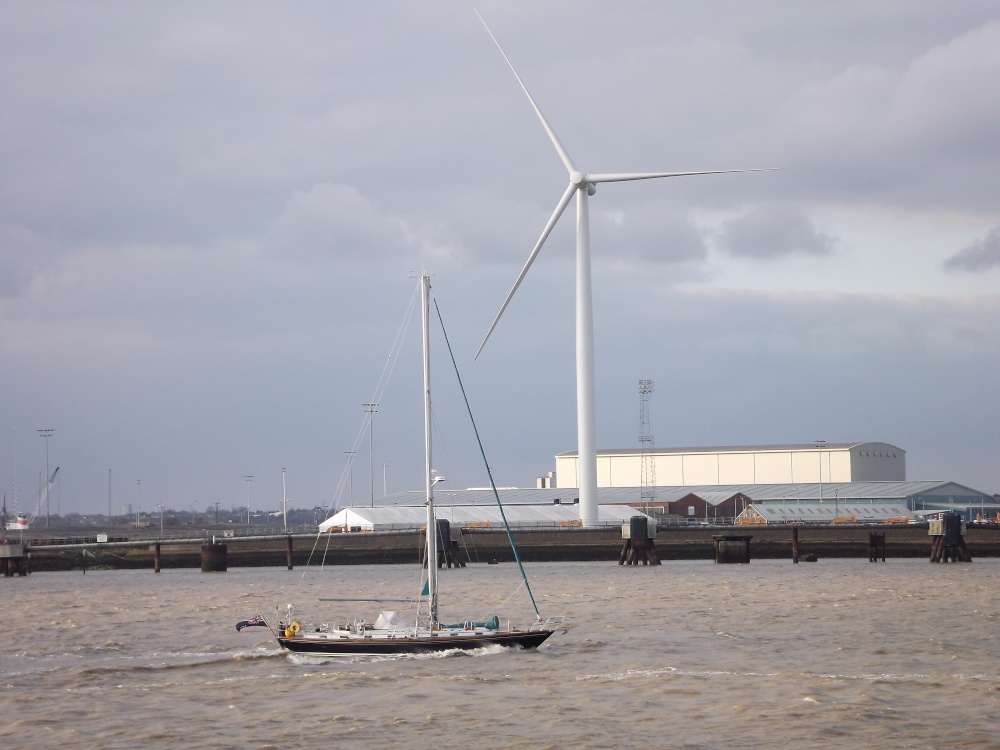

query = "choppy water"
[[2, 559, 998, 749]]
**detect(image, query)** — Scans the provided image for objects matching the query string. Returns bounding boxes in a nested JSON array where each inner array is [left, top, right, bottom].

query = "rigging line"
[[324, 280, 421, 517], [431, 294, 542, 619], [496, 577, 528, 611], [367, 279, 420, 408], [301, 280, 423, 583]]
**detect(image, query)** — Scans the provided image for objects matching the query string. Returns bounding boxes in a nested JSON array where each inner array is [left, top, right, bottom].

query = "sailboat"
[[239, 274, 562, 656]]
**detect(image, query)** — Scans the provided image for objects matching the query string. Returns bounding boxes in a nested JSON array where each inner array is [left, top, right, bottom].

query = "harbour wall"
[[15, 523, 1000, 571]]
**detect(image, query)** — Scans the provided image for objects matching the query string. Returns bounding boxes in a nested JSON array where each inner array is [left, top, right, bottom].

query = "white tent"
[[319, 504, 652, 533]]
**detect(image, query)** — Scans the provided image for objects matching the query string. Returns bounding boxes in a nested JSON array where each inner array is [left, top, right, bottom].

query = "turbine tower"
[[474, 14, 774, 526]]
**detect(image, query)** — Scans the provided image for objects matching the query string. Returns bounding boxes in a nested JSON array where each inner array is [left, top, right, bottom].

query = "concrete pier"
[[929, 513, 972, 562], [200, 543, 228, 572], [619, 516, 660, 565], [869, 532, 886, 562], [713, 535, 752, 564], [0, 543, 28, 576]]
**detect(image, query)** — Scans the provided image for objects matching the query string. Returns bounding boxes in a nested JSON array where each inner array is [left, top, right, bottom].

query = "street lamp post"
[[382, 461, 389, 497], [814, 440, 826, 507], [38, 429, 54, 526], [243, 475, 253, 525], [363, 403, 378, 507], [158, 503, 164, 536], [344, 451, 356, 505], [136, 480, 141, 528], [281, 467, 287, 533]]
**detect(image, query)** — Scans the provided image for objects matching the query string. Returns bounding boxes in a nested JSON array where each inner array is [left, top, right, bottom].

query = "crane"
[[25, 466, 60, 527]]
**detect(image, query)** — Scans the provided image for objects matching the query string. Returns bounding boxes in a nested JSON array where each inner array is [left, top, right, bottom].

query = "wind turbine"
[[474, 14, 775, 526]]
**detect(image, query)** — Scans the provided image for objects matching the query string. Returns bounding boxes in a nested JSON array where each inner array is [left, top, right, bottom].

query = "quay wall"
[[14, 523, 1000, 571]]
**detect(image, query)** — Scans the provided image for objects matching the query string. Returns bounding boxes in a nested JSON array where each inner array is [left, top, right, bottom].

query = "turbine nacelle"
[[570, 171, 597, 195]]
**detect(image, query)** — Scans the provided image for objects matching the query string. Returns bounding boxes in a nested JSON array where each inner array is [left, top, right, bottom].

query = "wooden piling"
[[154, 542, 161, 573], [420, 520, 468, 569], [929, 513, 972, 563], [438, 520, 467, 568], [286, 535, 294, 570], [791, 525, 800, 563], [869, 532, 886, 562]]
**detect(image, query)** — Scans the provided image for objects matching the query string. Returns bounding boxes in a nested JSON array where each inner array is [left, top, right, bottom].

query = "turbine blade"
[[588, 167, 780, 184], [476, 10, 577, 175], [475, 182, 577, 360]]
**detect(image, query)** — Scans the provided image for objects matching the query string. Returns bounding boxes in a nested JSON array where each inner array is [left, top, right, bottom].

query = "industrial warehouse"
[[334, 442, 998, 532], [548, 441, 907, 488]]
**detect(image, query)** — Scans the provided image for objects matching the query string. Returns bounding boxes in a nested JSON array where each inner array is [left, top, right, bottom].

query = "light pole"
[[814, 439, 826, 507], [281, 467, 287, 533], [157, 503, 164, 536], [136, 479, 141, 527], [243, 475, 253, 525], [344, 451, 356, 505], [38, 429, 54, 526], [363, 403, 378, 507], [382, 461, 389, 497]]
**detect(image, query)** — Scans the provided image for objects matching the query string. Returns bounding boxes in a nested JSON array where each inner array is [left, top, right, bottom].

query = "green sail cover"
[[442, 615, 500, 630]]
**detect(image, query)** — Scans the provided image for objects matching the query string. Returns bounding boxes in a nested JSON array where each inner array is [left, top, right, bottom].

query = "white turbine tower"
[[474, 14, 775, 526]]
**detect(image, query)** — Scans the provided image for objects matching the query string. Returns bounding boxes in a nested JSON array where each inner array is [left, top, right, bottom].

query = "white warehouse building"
[[550, 442, 905, 489]]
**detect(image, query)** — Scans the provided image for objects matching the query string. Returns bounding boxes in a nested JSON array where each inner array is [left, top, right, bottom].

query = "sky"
[[2, 1, 998, 520]]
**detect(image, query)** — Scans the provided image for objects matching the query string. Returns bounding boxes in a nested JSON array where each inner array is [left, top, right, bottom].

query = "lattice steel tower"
[[639, 379, 656, 509]]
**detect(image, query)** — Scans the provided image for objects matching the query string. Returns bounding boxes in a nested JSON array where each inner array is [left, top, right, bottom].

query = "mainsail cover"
[[374, 611, 410, 629]]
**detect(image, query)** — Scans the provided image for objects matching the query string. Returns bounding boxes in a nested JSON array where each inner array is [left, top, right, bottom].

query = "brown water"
[[2, 559, 998, 749]]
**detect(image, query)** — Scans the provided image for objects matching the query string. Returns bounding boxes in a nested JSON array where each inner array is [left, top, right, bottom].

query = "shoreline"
[[10, 523, 1000, 572]]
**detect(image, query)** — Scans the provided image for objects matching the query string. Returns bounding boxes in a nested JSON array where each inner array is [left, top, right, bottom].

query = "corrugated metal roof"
[[357, 480, 990, 511], [744, 481, 987, 500], [557, 442, 901, 456], [740, 503, 912, 523]]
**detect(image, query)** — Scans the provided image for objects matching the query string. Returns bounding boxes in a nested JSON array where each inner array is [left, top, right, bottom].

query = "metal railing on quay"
[[10, 517, 749, 550]]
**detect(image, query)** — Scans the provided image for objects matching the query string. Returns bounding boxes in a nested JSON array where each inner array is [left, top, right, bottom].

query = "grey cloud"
[[265, 183, 412, 264], [944, 226, 1000, 272], [715, 206, 836, 258], [892, 20, 1000, 155], [592, 205, 707, 265], [0, 223, 63, 296], [770, 19, 1000, 209]]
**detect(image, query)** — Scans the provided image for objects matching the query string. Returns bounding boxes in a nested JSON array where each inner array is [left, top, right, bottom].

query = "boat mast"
[[422, 274, 439, 624]]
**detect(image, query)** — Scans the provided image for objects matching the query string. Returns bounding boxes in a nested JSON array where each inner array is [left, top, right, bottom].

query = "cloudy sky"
[[2, 1, 998, 520]]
